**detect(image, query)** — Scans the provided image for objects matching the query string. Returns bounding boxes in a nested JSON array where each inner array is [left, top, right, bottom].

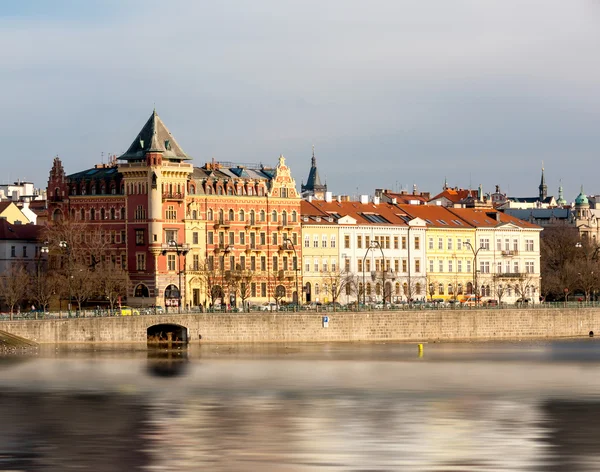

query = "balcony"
[[213, 220, 231, 230], [496, 272, 525, 279], [501, 250, 519, 256], [162, 192, 184, 201]]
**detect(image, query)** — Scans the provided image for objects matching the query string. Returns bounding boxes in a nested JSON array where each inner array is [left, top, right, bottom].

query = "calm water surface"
[[2, 339, 600, 471]]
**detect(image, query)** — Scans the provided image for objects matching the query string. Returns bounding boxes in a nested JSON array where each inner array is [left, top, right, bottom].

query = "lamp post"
[[59, 240, 71, 317], [362, 240, 386, 308], [222, 244, 235, 310], [167, 239, 189, 314], [34, 244, 49, 320], [283, 238, 299, 311], [465, 241, 485, 307]]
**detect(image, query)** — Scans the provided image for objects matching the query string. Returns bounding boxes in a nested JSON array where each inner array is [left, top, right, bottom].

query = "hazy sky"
[[2, 0, 599, 201]]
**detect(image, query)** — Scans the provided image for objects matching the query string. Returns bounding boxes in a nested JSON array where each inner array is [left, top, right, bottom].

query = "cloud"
[[0, 0, 599, 201]]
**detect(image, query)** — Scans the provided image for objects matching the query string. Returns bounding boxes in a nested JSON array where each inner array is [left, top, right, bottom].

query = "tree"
[[29, 265, 58, 316], [512, 273, 539, 304], [0, 264, 30, 319], [69, 262, 96, 311], [97, 262, 129, 310], [319, 268, 351, 310], [540, 226, 582, 300]]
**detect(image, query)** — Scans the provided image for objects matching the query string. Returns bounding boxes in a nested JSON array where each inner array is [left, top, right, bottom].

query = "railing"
[[501, 250, 519, 256], [2, 300, 599, 320], [496, 272, 525, 278], [162, 192, 185, 201]]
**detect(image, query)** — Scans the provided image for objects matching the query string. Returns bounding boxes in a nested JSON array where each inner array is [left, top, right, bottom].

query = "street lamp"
[[34, 244, 49, 320], [163, 239, 189, 314], [465, 241, 485, 307], [283, 237, 299, 311], [362, 240, 386, 308], [59, 240, 71, 317]]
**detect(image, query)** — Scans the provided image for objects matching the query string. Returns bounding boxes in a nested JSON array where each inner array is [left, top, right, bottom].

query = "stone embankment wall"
[[0, 308, 598, 344]]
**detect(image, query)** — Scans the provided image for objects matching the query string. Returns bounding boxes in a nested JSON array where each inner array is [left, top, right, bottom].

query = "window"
[[526, 239, 534, 251], [415, 259, 421, 273], [497, 239, 502, 251], [345, 258, 350, 272], [402, 236, 407, 249], [365, 259, 371, 272], [457, 239, 462, 250], [260, 210, 266, 222], [330, 235, 336, 248], [457, 260, 462, 273], [357, 259, 363, 272], [429, 259, 434, 272], [239, 209, 245, 221], [467, 260, 471, 273], [365, 236, 370, 247], [260, 256, 266, 271], [314, 258, 319, 272], [250, 256, 256, 271], [229, 209, 234, 221], [414, 237, 420, 250], [136, 253, 146, 271], [402, 259, 407, 272], [480, 238, 490, 250], [165, 230, 177, 243], [513, 261, 519, 273], [11, 246, 16, 257], [479, 261, 490, 273], [240, 232, 245, 245], [207, 232, 214, 245], [260, 232, 266, 245], [305, 258, 310, 272], [357, 235, 362, 249], [438, 238, 443, 250], [229, 232, 235, 246], [395, 236, 399, 249], [273, 256, 278, 271], [261, 283, 267, 297], [166, 205, 177, 220], [271, 210, 277, 222], [394, 259, 399, 272], [438, 260, 443, 272], [344, 235, 350, 249], [526, 261, 534, 273], [192, 232, 199, 245], [193, 254, 199, 271], [322, 235, 327, 248], [447, 238, 453, 251], [313, 235, 319, 248], [448, 260, 453, 272], [207, 209, 213, 220], [167, 254, 176, 271], [428, 238, 434, 250], [240, 255, 246, 270], [121, 230, 126, 243], [438, 283, 444, 295], [304, 235, 310, 248], [322, 259, 328, 273], [22, 246, 27, 257]]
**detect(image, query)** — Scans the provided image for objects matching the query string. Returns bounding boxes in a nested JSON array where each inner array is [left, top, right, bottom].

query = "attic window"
[[139, 139, 144, 148], [164, 140, 171, 150]]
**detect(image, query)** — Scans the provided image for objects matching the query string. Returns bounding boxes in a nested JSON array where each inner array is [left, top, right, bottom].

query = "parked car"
[[259, 302, 278, 311], [304, 302, 323, 310], [119, 306, 140, 316], [485, 299, 499, 307]]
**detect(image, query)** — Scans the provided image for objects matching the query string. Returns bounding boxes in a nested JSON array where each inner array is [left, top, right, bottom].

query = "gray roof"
[[503, 208, 571, 220], [119, 110, 189, 162]]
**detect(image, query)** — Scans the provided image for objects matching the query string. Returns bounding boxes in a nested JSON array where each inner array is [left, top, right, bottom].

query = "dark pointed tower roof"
[[118, 109, 190, 162], [301, 145, 327, 195], [539, 163, 547, 200]]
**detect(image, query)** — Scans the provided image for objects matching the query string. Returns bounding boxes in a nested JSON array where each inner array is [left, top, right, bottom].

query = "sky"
[[1, 0, 600, 201]]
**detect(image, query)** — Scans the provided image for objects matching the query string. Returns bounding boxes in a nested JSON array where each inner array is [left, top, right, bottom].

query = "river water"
[[2, 339, 600, 471]]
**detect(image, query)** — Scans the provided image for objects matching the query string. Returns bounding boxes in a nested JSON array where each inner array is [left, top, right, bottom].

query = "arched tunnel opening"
[[147, 324, 189, 346]]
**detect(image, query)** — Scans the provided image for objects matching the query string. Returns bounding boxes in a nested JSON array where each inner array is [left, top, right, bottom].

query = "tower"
[[301, 145, 327, 199], [118, 109, 193, 307], [539, 165, 547, 201]]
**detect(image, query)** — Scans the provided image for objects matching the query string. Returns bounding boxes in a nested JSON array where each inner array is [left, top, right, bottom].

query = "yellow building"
[[300, 200, 340, 305], [0, 202, 31, 225]]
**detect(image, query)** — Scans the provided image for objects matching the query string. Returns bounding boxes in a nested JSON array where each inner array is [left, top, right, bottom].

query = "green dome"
[[575, 185, 589, 206]]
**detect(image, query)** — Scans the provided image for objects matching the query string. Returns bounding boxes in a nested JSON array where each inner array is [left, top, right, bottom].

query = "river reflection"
[[2, 340, 600, 471]]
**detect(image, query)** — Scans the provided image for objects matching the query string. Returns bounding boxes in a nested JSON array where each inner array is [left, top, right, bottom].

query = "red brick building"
[[47, 110, 301, 309]]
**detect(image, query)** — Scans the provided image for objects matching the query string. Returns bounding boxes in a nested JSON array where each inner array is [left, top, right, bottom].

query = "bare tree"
[[97, 262, 129, 310], [0, 264, 30, 319], [29, 266, 58, 316]]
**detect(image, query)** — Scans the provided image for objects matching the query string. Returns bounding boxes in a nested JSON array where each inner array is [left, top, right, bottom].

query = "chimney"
[[391, 198, 397, 204], [308, 195, 313, 203], [373, 196, 380, 205], [360, 195, 369, 204], [325, 191, 332, 203]]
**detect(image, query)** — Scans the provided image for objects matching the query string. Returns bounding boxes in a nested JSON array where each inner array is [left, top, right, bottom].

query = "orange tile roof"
[[302, 199, 410, 226], [430, 188, 478, 203], [447, 208, 541, 229], [396, 204, 472, 228]]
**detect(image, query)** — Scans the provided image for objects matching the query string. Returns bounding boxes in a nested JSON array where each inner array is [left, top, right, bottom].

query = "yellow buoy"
[[418, 343, 424, 358]]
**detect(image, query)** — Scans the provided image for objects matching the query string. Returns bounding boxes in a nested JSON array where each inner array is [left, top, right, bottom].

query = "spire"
[[301, 145, 327, 197], [556, 179, 567, 206], [539, 162, 547, 200]]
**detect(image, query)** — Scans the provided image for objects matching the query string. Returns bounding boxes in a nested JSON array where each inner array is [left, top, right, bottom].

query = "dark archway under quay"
[[147, 324, 188, 345]]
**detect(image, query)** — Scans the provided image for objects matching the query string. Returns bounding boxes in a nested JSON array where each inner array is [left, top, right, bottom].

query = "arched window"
[[134, 284, 150, 298], [189, 185, 195, 195], [366, 283, 372, 296], [292, 211, 297, 222], [416, 283, 422, 295], [80, 208, 85, 220], [207, 209, 214, 220], [438, 283, 444, 295], [260, 210, 266, 222], [90, 208, 96, 220], [375, 283, 381, 295], [448, 284, 454, 295], [192, 210, 198, 220], [100, 208, 106, 220], [395, 282, 400, 295], [403, 283, 408, 296], [228, 209, 234, 221], [120, 208, 126, 220], [458, 283, 463, 294], [218, 186, 223, 195], [315, 283, 320, 296], [227, 186, 233, 195], [218, 209, 224, 224], [249, 210, 255, 225], [282, 211, 288, 226], [466, 282, 473, 294], [239, 209, 245, 222], [271, 210, 277, 222], [70, 209, 76, 220], [110, 208, 116, 220]]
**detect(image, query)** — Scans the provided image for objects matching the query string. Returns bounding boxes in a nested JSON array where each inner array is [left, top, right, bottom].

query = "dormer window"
[[164, 139, 171, 150]]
